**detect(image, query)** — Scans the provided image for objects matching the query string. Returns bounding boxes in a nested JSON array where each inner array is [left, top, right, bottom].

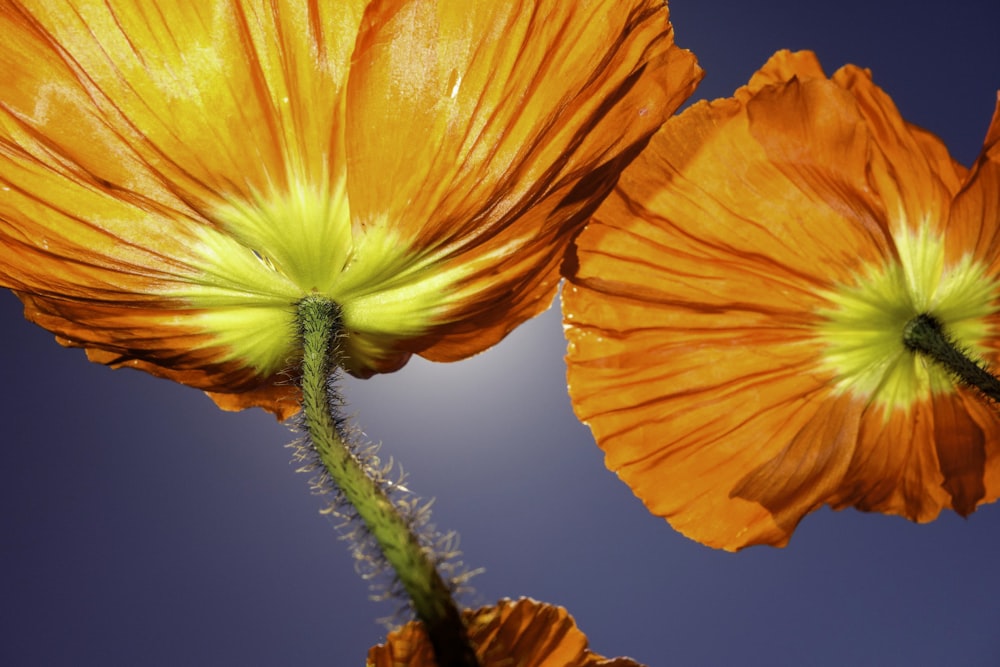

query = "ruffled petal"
[[949, 94, 1000, 273], [347, 0, 701, 362], [828, 65, 965, 238], [15, 292, 302, 419], [1, 0, 363, 204], [828, 387, 1000, 522], [366, 598, 645, 667], [564, 50, 1000, 550]]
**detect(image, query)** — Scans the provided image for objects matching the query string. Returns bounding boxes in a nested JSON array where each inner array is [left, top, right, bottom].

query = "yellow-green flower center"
[[816, 223, 997, 410], [167, 178, 476, 375]]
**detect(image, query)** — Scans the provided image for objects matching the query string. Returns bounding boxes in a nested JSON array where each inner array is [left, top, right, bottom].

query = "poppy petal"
[[367, 598, 645, 667], [346, 0, 701, 362]]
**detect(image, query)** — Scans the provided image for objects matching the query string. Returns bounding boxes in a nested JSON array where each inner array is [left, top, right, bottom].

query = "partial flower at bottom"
[[0, 0, 701, 419], [367, 598, 645, 667], [563, 50, 1000, 550]]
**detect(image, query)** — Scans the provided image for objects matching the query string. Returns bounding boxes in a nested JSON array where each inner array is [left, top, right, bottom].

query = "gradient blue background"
[[3, 2, 1000, 665]]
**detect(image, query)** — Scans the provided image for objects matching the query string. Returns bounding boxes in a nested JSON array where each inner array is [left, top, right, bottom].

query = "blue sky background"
[[2, 1, 1000, 665]]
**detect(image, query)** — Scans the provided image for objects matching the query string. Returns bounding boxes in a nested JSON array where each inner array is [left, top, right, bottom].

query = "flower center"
[[168, 179, 474, 376], [815, 223, 997, 410]]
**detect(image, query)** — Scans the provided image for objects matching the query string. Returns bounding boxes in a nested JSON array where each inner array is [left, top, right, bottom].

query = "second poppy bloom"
[[564, 50, 1000, 550], [0, 0, 701, 418]]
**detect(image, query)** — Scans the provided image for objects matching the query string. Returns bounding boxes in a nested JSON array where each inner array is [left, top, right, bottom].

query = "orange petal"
[[829, 64, 965, 238], [737, 49, 827, 99], [347, 0, 701, 362], [931, 390, 989, 516], [0, 0, 363, 205], [564, 50, 1000, 550], [15, 292, 302, 419], [828, 388, 1000, 523], [949, 93, 1000, 271], [367, 598, 645, 667]]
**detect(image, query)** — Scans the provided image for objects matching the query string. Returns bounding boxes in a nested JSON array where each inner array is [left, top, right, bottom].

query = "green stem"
[[903, 313, 1000, 403], [296, 295, 478, 667]]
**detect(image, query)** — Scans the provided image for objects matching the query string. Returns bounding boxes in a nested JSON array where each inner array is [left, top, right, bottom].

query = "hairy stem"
[[296, 295, 478, 667], [903, 313, 1000, 403]]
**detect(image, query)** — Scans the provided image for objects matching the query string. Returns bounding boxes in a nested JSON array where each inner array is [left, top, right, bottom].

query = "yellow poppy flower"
[[367, 597, 645, 667], [0, 0, 701, 419], [563, 50, 1000, 550]]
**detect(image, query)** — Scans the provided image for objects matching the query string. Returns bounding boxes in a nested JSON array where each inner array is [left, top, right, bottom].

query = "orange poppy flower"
[[563, 50, 1000, 550], [0, 0, 701, 419], [367, 597, 644, 667]]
